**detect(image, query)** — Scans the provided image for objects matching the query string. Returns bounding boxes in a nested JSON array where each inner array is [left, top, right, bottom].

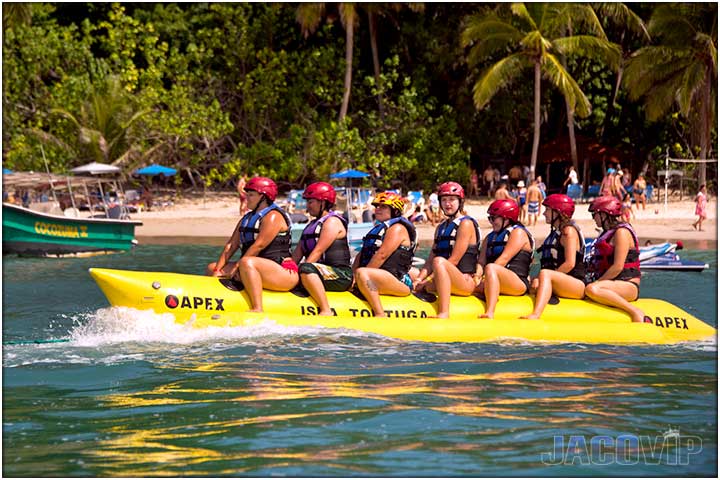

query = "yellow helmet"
[[372, 191, 405, 213]]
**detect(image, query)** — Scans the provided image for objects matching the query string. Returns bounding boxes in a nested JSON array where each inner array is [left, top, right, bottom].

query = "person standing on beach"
[[291, 182, 352, 316], [525, 179, 543, 226], [521, 194, 586, 319], [413, 182, 481, 318], [692, 184, 707, 231], [494, 181, 514, 201], [584, 196, 646, 323], [207, 176, 298, 312], [237, 174, 248, 215], [563, 166, 578, 191], [354, 192, 417, 317], [469, 168, 479, 197], [633, 174, 647, 212]]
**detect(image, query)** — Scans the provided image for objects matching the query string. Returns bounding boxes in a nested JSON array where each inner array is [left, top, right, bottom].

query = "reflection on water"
[[46, 346, 711, 476]]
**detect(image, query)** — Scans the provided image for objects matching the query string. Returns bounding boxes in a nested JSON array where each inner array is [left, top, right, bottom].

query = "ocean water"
[[2, 244, 717, 477]]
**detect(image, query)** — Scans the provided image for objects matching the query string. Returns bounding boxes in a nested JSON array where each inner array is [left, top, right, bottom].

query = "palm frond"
[[472, 52, 530, 110], [677, 61, 706, 117], [296, 3, 325, 37], [593, 2, 650, 41], [553, 35, 621, 71], [696, 32, 718, 78], [462, 18, 524, 63], [624, 46, 691, 99], [50, 108, 83, 130], [559, 3, 607, 39], [542, 53, 591, 117], [648, 4, 697, 47], [511, 3, 538, 31], [519, 30, 551, 54]]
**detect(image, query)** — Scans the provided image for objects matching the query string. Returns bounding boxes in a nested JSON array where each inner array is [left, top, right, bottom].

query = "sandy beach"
[[134, 192, 717, 249]]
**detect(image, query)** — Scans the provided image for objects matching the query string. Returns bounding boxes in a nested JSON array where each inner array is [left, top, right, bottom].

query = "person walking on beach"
[[207, 176, 298, 312], [584, 196, 646, 323], [469, 168, 479, 197], [413, 182, 481, 318], [290, 182, 352, 316], [354, 192, 417, 317], [483, 165, 496, 198], [237, 174, 248, 215], [427, 191, 440, 225], [600, 168, 616, 197], [692, 184, 707, 231], [525, 179, 543, 226], [563, 166, 578, 191], [521, 194, 585, 319], [475, 199, 534, 319]]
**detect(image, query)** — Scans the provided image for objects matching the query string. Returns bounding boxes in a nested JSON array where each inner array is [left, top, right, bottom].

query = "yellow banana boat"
[[89, 268, 716, 345]]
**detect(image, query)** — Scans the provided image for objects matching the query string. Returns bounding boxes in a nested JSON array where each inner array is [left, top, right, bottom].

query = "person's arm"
[[213, 220, 242, 276], [596, 228, 632, 281], [446, 220, 475, 267], [241, 210, 286, 258], [304, 215, 345, 264], [491, 228, 528, 267], [556, 226, 579, 274], [365, 224, 407, 269], [290, 239, 304, 264]]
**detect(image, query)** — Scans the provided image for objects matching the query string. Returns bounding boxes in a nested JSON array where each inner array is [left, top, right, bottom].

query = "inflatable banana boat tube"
[[89, 268, 716, 345]]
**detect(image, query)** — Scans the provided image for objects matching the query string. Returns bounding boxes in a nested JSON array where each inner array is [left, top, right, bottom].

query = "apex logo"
[[164, 295, 225, 311]]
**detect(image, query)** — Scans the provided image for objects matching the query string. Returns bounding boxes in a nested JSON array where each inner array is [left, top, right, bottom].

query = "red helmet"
[[589, 196, 622, 216], [303, 182, 336, 204], [543, 194, 575, 217], [437, 181, 465, 199], [246, 176, 278, 201], [488, 199, 519, 222]]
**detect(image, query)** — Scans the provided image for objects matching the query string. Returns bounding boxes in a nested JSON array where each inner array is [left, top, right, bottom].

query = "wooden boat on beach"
[[3, 171, 141, 257]]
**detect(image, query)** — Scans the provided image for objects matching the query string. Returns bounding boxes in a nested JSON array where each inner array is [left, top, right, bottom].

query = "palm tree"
[[297, 3, 357, 122], [462, 3, 620, 181], [623, 3, 717, 186], [2, 3, 32, 32], [36, 75, 150, 168]]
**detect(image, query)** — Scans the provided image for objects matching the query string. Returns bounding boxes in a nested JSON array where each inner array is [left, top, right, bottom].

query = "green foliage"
[[1, 3, 716, 192]]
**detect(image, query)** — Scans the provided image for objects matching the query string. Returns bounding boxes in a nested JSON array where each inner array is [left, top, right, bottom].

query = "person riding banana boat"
[[585, 196, 647, 323], [290, 182, 352, 316], [521, 194, 586, 319], [353, 191, 417, 317], [414, 182, 482, 318], [207, 176, 298, 312], [475, 199, 534, 319]]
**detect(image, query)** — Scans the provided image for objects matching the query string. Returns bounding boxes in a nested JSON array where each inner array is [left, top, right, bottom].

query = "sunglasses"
[[487, 215, 499, 221]]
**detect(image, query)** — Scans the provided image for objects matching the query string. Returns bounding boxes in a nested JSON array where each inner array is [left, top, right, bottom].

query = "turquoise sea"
[[2, 244, 718, 477]]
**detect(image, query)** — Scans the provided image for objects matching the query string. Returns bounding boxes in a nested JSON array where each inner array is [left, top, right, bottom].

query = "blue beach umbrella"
[[330, 168, 370, 179], [3, 168, 13, 174], [134, 164, 177, 176]]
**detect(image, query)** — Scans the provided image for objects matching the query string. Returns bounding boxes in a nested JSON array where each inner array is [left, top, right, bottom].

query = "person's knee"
[[432, 256, 447, 271], [355, 267, 368, 283], [584, 283, 599, 298]]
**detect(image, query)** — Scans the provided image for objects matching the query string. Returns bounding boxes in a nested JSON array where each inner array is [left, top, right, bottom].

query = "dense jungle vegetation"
[[2, 3, 717, 193]]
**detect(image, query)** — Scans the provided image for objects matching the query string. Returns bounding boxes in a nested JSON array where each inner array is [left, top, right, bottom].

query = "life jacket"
[[538, 221, 586, 281], [485, 224, 534, 280], [359, 217, 417, 279], [432, 215, 482, 274], [238, 203, 292, 262], [299, 211, 351, 268], [588, 223, 641, 281]]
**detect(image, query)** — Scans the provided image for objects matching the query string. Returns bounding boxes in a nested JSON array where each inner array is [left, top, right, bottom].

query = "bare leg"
[[237, 257, 298, 312], [431, 257, 475, 318], [355, 267, 410, 317], [521, 269, 584, 319], [585, 280, 645, 323], [301, 272, 334, 316], [238, 258, 264, 312], [479, 263, 527, 318]]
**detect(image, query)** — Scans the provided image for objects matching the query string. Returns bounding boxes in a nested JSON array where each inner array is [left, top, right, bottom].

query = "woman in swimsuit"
[[585, 196, 647, 323]]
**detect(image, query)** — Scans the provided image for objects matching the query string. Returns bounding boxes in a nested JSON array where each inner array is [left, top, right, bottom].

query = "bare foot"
[[520, 314, 540, 319], [478, 313, 493, 319], [247, 308, 263, 313], [318, 310, 335, 316], [630, 311, 646, 323], [429, 312, 449, 319]]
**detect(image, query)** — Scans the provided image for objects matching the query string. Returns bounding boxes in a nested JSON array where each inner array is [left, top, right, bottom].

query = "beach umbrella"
[[3, 168, 13, 174], [70, 162, 121, 175], [134, 164, 177, 176], [330, 168, 370, 179]]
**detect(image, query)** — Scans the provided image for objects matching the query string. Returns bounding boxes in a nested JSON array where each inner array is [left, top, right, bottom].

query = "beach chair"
[[645, 184, 654, 203], [583, 185, 601, 203], [287, 189, 307, 213], [566, 184, 582, 202]]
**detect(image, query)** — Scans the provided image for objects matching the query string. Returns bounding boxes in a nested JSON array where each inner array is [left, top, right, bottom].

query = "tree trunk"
[[698, 72, 711, 186], [339, 17, 354, 122], [529, 61, 541, 181], [368, 11, 384, 119]]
